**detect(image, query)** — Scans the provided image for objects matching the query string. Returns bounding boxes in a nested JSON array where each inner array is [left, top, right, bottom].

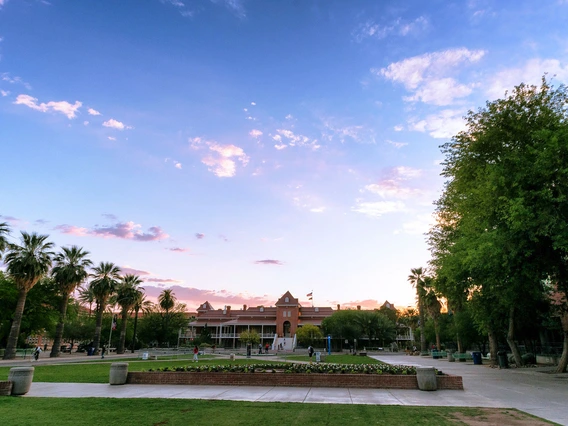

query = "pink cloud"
[[54, 221, 169, 242], [254, 259, 283, 265], [53, 224, 90, 237], [120, 267, 151, 276], [338, 299, 383, 310], [142, 285, 273, 309], [145, 278, 182, 283], [195, 233, 205, 239], [167, 247, 190, 253]]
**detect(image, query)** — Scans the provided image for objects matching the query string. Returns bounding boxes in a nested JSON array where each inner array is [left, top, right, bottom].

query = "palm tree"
[[158, 289, 176, 347], [78, 285, 96, 316], [408, 267, 428, 355], [89, 262, 121, 353], [50, 246, 92, 358], [2, 232, 54, 359], [131, 291, 153, 353], [113, 274, 144, 354], [0, 222, 10, 258]]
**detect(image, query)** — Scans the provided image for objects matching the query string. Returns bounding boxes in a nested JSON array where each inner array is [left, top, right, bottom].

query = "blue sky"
[[1, 0, 568, 310]]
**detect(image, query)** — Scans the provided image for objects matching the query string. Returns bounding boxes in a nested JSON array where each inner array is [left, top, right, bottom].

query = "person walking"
[[101, 345, 106, 359], [308, 345, 314, 362], [193, 345, 199, 362], [33, 346, 42, 361]]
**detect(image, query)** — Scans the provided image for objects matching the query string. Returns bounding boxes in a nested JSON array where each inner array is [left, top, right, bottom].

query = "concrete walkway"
[[6, 352, 567, 425]]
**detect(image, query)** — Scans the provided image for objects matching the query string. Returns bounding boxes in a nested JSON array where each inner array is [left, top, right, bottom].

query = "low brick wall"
[[127, 372, 463, 390]]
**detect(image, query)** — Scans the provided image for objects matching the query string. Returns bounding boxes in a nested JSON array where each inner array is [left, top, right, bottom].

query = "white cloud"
[[400, 214, 435, 235], [175, 162, 182, 169], [83, 121, 89, 126], [285, 114, 293, 120], [310, 207, 325, 213], [88, 108, 101, 116], [1, 73, 32, 90], [386, 140, 408, 149], [276, 129, 317, 148], [202, 142, 249, 178], [364, 166, 422, 199], [102, 118, 132, 130], [108, 136, 116, 141], [486, 58, 568, 99], [403, 78, 475, 106], [376, 48, 485, 105], [353, 16, 428, 42], [274, 144, 287, 150], [14, 94, 82, 119], [393, 125, 403, 132], [0, 89, 8, 96], [352, 201, 406, 217], [249, 129, 263, 138], [251, 101, 256, 105], [408, 109, 467, 139]]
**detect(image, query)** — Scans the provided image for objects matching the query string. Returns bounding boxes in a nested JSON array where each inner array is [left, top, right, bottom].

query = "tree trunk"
[[3, 288, 29, 360], [506, 306, 524, 366], [131, 308, 139, 353], [418, 299, 427, 355], [433, 316, 441, 351], [92, 304, 104, 354], [487, 327, 499, 367], [555, 312, 568, 373], [117, 309, 128, 354], [50, 293, 70, 358]]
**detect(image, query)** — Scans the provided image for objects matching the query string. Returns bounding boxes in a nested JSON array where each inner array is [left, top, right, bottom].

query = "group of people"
[[257, 343, 270, 354]]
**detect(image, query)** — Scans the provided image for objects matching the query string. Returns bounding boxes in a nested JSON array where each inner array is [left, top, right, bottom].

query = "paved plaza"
[[3, 352, 567, 425]]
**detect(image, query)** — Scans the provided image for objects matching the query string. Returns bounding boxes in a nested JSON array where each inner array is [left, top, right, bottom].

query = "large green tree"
[[296, 324, 324, 347], [2, 232, 54, 359], [113, 274, 144, 354], [49, 246, 92, 358], [89, 262, 121, 353], [430, 78, 568, 368]]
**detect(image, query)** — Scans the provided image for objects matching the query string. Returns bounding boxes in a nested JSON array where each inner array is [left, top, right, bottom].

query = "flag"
[[306, 292, 312, 297], [111, 315, 117, 331]]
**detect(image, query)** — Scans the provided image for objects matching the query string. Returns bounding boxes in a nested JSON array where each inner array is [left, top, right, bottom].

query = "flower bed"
[[146, 363, 418, 375], [126, 363, 463, 390]]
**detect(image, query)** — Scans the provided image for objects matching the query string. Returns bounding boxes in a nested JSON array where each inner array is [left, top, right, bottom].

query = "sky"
[[1, 0, 568, 312]]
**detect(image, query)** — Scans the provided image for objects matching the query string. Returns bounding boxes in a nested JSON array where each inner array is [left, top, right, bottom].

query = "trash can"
[[497, 351, 508, 368], [472, 351, 482, 365]]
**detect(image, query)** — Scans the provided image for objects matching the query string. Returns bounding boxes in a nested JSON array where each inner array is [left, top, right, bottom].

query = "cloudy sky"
[[1, 0, 567, 311]]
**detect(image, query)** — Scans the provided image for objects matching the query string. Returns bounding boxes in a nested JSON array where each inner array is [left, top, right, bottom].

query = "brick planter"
[[127, 371, 463, 390], [0, 381, 13, 396]]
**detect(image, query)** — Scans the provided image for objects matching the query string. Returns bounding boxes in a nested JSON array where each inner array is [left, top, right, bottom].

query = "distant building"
[[182, 291, 333, 350], [181, 290, 413, 350]]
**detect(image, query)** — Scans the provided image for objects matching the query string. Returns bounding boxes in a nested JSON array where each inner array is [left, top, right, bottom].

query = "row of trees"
[[0, 224, 188, 359], [418, 77, 568, 373]]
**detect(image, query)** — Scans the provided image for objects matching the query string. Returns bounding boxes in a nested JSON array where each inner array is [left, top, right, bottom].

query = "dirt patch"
[[450, 408, 556, 425]]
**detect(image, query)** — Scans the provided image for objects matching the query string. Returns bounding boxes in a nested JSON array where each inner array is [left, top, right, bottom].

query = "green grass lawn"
[[0, 357, 280, 383], [0, 398, 532, 426], [284, 354, 384, 364]]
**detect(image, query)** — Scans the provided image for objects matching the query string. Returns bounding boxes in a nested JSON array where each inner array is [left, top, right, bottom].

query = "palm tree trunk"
[[3, 288, 28, 360], [487, 328, 499, 367], [117, 309, 128, 354], [92, 304, 104, 354], [131, 308, 139, 353], [418, 299, 427, 355], [506, 306, 524, 366], [433, 317, 441, 351], [555, 311, 568, 373], [50, 293, 70, 358]]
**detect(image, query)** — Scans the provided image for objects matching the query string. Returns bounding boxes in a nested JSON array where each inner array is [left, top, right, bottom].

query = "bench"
[[453, 353, 473, 362], [432, 351, 447, 359]]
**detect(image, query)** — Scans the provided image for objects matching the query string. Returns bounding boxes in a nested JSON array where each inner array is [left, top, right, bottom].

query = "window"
[[202, 303, 207, 309], [285, 297, 289, 303], [288, 310, 291, 317], [315, 307, 319, 312], [260, 307, 264, 312]]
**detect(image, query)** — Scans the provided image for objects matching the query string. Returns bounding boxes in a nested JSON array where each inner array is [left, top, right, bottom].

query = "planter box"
[[0, 381, 13, 396], [8, 367, 34, 395], [127, 371, 463, 390]]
